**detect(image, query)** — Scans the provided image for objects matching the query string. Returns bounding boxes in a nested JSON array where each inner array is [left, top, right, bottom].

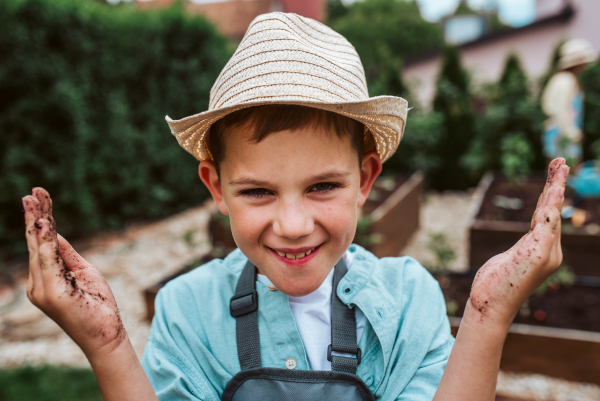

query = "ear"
[[199, 161, 229, 215], [357, 151, 382, 207]]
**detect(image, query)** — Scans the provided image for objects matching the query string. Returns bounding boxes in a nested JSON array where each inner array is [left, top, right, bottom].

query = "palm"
[[468, 158, 568, 327], [23, 188, 125, 357]]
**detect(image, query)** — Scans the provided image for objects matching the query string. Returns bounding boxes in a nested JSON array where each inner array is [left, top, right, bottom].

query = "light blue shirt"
[[142, 245, 454, 400]]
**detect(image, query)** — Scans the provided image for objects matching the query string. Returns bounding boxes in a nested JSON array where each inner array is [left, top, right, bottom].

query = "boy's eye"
[[311, 183, 337, 193], [243, 188, 271, 198]]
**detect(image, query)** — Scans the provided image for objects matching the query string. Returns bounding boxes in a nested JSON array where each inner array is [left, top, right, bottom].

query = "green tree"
[[539, 40, 564, 94], [429, 45, 475, 189], [384, 111, 445, 176], [0, 0, 231, 264], [326, 0, 349, 23], [327, 0, 443, 98], [462, 54, 544, 181], [580, 62, 600, 162]]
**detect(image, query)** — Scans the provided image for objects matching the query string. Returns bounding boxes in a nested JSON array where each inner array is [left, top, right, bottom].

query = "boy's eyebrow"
[[229, 171, 352, 187]]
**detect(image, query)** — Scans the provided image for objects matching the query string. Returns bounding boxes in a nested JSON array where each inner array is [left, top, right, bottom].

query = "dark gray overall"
[[222, 258, 375, 401]]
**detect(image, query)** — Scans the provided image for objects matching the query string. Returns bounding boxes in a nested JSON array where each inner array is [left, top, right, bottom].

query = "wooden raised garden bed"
[[469, 173, 600, 276], [441, 272, 600, 384], [354, 171, 424, 257]]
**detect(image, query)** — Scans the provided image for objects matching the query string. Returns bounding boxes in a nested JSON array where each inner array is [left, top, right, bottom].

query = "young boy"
[[21, 13, 568, 401]]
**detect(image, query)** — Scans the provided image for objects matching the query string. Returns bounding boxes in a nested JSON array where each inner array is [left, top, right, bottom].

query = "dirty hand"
[[22, 188, 125, 359], [467, 158, 569, 329]]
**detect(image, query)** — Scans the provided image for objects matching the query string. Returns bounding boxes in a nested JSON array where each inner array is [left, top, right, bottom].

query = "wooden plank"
[[369, 171, 424, 257], [450, 317, 600, 385]]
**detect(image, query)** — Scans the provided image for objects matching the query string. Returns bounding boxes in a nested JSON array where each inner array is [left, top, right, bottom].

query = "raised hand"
[[468, 158, 569, 328], [434, 158, 570, 401], [22, 188, 125, 358]]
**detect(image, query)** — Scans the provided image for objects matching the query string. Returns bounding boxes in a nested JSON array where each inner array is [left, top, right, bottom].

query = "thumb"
[[58, 234, 92, 271]]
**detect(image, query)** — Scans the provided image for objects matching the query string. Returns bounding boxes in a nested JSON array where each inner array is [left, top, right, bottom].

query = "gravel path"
[[401, 190, 475, 272], [0, 192, 598, 401]]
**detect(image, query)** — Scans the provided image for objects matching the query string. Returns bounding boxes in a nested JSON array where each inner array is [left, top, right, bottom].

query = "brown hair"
[[207, 105, 366, 177]]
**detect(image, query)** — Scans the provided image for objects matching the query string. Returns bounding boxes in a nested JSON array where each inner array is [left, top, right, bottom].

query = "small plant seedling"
[[423, 231, 456, 275]]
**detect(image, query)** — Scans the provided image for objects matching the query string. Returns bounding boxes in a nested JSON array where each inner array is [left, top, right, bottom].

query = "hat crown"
[[209, 12, 370, 111], [558, 38, 596, 70]]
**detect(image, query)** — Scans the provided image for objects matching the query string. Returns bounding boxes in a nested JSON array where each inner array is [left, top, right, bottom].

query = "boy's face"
[[199, 123, 381, 297]]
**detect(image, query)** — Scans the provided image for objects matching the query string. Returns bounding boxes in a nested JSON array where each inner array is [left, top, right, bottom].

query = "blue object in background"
[[568, 161, 600, 198]]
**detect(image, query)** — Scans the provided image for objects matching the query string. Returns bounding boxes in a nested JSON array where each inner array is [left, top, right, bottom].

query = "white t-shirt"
[[257, 251, 367, 370]]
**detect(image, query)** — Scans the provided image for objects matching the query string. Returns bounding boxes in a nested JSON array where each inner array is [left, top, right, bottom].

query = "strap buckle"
[[327, 344, 361, 365], [230, 290, 259, 317]]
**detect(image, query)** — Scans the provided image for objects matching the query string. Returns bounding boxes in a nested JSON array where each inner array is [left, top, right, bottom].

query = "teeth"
[[275, 247, 316, 260]]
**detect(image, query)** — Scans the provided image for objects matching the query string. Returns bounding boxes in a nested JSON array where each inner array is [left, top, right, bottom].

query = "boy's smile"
[[199, 123, 381, 297]]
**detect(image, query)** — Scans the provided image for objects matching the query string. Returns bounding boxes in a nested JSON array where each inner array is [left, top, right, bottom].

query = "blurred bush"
[[580, 62, 600, 162], [385, 111, 444, 176], [327, 0, 443, 98], [0, 0, 231, 263], [0, 365, 101, 401], [462, 54, 545, 182], [429, 45, 476, 190]]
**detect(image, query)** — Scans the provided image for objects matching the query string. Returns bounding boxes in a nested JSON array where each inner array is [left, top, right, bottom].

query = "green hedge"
[[0, 365, 101, 401], [0, 0, 231, 264]]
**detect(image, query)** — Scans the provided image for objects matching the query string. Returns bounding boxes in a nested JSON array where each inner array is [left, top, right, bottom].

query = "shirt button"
[[267, 284, 277, 291], [285, 358, 297, 369]]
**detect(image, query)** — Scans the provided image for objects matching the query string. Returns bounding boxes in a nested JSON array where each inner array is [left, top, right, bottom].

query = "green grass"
[[0, 365, 102, 401]]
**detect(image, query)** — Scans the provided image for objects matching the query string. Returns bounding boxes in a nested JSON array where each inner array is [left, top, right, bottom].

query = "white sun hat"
[[165, 12, 408, 163], [558, 38, 597, 70]]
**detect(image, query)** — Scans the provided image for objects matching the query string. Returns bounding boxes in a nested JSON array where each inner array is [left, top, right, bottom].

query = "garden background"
[[1, 0, 600, 399]]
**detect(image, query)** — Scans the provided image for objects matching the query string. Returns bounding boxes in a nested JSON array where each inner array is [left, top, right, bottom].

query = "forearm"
[[88, 336, 158, 401], [433, 304, 509, 401]]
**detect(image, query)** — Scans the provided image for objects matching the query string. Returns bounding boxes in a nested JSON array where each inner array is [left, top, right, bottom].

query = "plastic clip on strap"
[[329, 258, 361, 375], [231, 261, 261, 371]]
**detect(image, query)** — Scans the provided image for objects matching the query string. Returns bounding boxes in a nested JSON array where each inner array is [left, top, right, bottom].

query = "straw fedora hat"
[[166, 12, 408, 163], [558, 38, 596, 70]]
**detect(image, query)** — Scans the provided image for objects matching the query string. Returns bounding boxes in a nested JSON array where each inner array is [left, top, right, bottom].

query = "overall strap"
[[230, 260, 261, 371], [329, 258, 361, 374], [230, 258, 360, 374]]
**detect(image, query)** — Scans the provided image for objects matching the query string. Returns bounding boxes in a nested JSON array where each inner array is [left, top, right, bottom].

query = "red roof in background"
[[136, 0, 327, 41], [280, 0, 326, 23]]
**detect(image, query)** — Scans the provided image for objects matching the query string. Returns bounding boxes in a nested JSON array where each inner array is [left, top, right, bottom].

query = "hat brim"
[[166, 95, 408, 163]]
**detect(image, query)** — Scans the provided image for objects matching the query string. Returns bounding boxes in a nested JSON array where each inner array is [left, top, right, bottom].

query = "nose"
[[272, 198, 314, 240]]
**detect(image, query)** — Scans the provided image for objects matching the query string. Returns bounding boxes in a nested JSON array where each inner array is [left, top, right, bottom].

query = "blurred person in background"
[[541, 38, 596, 169]]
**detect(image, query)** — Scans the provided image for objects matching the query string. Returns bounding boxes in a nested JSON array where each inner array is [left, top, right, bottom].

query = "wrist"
[[85, 334, 158, 401], [87, 334, 136, 370], [461, 300, 512, 337]]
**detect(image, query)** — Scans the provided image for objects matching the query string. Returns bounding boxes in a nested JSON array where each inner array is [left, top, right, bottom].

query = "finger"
[[36, 218, 68, 293], [58, 234, 92, 271], [23, 195, 44, 295], [32, 187, 56, 231], [540, 184, 566, 217], [532, 159, 568, 229], [528, 188, 563, 267]]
